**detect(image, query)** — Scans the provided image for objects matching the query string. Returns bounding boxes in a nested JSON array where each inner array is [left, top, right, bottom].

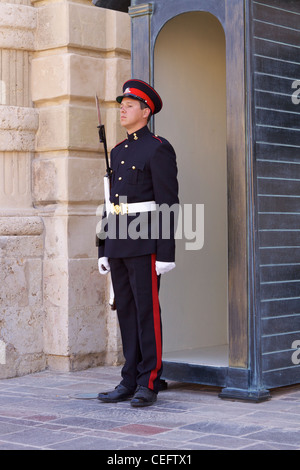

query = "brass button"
[[115, 193, 119, 197], [132, 166, 136, 170], [118, 177, 122, 181], [121, 161, 125, 164], [125, 145, 128, 148]]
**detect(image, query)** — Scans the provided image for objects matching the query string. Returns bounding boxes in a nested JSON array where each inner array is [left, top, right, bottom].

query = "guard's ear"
[[143, 106, 151, 121]]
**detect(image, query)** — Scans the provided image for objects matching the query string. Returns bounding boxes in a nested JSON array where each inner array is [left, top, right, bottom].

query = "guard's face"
[[120, 97, 150, 133]]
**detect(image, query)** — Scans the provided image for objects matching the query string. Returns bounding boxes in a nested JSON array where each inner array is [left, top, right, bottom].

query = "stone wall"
[[0, 0, 130, 377]]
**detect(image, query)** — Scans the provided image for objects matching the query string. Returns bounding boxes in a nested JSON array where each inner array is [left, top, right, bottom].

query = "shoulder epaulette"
[[152, 135, 163, 144], [113, 139, 127, 149]]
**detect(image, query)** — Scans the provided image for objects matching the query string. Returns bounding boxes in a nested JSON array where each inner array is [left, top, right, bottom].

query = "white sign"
[[0, 340, 6, 365], [0, 80, 6, 105]]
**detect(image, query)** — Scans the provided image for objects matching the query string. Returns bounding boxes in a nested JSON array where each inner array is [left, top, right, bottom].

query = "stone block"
[[68, 214, 100, 259], [35, 106, 68, 151], [0, 130, 35, 152], [105, 7, 131, 53], [106, 306, 123, 365], [31, 54, 106, 103], [39, 208, 99, 261], [43, 258, 108, 365], [45, 355, 72, 373], [32, 156, 68, 203], [33, 154, 104, 204], [0, 3, 36, 31], [43, 305, 69, 356], [0, 152, 33, 209], [35, 1, 113, 52], [42, 214, 68, 259], [0, 349, 46, 379], [35, 2, 69, 51], [0, 3, 36, 51], [0, 259, 31, 309], [68, 258, 103, 309], [43, 259, 69, 308], [0, 235, 44, 259], [69, 54, 106, 100], [0, 216, 44, 236], [0, 106, 38, 132], [1, 302, 44, 355], [35, 105, 101, 152], [0, 254, 45, 378], [35, 2, 130, 53], [68, 2, 108, 51], [69, 105, 102, 151], [105, 57, 131, 102], [68, 305, 107, 356], [68, 156, 104, 202], [0, 107, 39, 152], [31, 54, 70, 103]]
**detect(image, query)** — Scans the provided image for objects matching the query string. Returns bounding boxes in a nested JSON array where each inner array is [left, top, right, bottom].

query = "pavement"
[[0, 365, 300, 451]]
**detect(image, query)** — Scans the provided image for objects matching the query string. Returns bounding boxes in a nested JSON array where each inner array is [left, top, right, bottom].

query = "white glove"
[[155, 261, 176, 276], [98, 257, 110, 275]]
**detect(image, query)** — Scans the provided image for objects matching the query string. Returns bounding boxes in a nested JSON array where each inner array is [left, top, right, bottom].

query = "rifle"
[[95, 95, 111, 177], [95, 95, 116, 310]]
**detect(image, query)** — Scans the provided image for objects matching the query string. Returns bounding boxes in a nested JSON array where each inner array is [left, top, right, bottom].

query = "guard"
[[97, 79, 179, 407]]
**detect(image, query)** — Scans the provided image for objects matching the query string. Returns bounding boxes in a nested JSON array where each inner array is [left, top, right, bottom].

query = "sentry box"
[[94, 0, 300, 401]]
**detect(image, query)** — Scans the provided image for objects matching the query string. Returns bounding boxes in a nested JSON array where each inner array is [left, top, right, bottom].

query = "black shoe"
[[158, 379, 168, 391], [97, 384, 134, 403], [130, 385, 157, 408]]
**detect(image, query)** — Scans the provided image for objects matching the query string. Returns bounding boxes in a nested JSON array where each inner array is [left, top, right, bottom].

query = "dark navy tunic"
[[98, 125, 179, 261]]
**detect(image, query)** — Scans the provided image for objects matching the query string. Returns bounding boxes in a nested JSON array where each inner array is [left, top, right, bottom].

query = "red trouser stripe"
[[148, 254, 162, 390]]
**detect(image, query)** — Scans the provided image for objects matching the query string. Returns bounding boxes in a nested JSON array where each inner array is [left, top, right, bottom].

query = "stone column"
[[31, 0, 131, 371], [0, 0, 45, 378]]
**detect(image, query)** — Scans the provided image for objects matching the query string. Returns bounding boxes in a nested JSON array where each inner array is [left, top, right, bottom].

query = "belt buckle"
[[111, 204, 121, 215], [111, 203, 128, 215]]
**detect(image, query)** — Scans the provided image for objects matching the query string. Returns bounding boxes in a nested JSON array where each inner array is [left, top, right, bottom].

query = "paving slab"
[[0, 365, 299, 450]]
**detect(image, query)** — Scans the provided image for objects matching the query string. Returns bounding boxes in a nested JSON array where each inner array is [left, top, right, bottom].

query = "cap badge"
[[125, 88, 131, 94]]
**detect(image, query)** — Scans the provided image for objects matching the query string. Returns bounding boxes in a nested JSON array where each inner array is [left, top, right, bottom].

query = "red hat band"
[[124, 87, 155, 114]]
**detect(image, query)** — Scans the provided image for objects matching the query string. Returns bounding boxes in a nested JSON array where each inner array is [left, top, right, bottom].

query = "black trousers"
[[109, 254, 162, 394]]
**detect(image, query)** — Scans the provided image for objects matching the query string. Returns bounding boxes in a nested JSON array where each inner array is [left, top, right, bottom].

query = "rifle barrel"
[[95, 95, 111, 177]]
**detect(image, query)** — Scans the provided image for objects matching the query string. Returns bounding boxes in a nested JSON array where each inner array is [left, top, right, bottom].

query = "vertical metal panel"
[[225, 0, 248, 368], [251, 0, 300, 388], [129, 3, 153, 81]]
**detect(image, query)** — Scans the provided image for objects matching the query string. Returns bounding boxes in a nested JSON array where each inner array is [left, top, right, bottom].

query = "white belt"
[[110, 201, 156, 215]]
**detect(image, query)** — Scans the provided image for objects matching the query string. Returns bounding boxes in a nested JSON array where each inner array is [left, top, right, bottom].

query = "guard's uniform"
[[98, 80, 179, 395]]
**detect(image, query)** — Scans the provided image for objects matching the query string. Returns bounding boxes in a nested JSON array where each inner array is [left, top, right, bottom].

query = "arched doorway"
[[154, 12, 228, 367]]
